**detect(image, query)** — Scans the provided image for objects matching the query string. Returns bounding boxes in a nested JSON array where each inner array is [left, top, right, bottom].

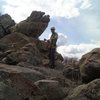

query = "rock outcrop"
[[11, 11, 50, 38], [0, 12, 68, 100], [79, 48, 100, 83], [65, 79, 100, 100], [0, 32, 62, 67], [34, 80, 66, 100], [0, 11, 100, 100], [0, 14, 15, 38], [0, 63, 45, 100]]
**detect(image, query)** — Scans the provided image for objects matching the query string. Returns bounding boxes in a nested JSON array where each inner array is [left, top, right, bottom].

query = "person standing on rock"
[[49, 27, 58, 68]]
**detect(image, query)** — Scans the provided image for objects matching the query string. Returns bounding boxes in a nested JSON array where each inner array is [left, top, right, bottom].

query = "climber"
[[49, 27, 58, 68]]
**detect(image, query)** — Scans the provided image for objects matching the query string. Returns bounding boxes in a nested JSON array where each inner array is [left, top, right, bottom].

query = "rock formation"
[[0, 14, 15, 38], [0, 11, 67, 100], [79, 48, 100, 83], [65, 79, 100, 100], [0, 11, 100, 100], [10, 11, 50, 38]]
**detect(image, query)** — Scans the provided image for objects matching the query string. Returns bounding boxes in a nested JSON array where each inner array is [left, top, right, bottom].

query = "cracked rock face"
[[11, 11, 50, 38]]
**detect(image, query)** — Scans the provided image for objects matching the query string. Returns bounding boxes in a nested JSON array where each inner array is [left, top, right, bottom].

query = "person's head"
[[51, 27, 55, 32]]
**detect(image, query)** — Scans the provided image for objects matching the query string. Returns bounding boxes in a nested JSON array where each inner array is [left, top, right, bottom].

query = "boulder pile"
[[0, 11, 100, 100]]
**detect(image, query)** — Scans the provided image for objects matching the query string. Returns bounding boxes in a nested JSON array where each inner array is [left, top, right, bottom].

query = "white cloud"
[[2, 0, 91, 22], [80, 0, 92, 9], [57, 33, 68, 46], [57, 42, 100, 59]]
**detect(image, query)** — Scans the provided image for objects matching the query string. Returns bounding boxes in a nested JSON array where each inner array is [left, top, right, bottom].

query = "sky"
[[0, 0, 100, 59]]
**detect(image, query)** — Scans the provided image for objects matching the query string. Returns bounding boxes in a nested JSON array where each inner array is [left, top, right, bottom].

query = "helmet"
[[51, 27, 55, 30]]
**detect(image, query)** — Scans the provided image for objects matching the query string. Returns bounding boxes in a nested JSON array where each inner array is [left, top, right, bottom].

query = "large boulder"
[[2, 43, 42, 66], [79, 48, 100, 83], [0, 32, 33, 51], [0, 63, 45, 99], [65, 79, 100, 100], [0, 32, 42, 66], [0, 32, 33, 62], [34, 79, 66, 100], [11, 11, 50, 38], [0, 14, 15, 38]]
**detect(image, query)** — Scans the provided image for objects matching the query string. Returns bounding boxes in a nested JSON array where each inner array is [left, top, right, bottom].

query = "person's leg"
[[49, 48, 52, 66], [51, 48, 56, 68]]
